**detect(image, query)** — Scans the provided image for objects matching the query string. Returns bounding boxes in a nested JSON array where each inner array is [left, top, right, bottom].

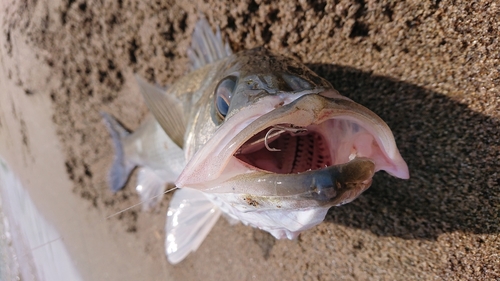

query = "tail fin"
[[100, 112, 136, 192], [187, 17, 233, 70]]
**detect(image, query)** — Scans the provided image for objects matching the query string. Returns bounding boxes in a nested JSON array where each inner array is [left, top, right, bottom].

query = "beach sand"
[[0, 0, 498, 280]]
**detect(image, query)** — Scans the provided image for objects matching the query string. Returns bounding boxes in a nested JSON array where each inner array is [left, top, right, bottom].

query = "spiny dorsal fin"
[[136, 18, 232, 148], [135, 75, 186, 148], [187, 17, 233, 70]]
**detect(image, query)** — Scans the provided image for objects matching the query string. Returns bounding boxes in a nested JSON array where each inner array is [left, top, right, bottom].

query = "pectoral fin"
[[165, 188, 221, 264], [135, 75, 186, 148]]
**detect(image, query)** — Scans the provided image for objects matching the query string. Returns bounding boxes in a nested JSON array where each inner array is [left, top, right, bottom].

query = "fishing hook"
[[264, 125, 307, 152]]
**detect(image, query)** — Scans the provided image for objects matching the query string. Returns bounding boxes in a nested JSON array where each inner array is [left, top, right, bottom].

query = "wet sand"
[[0, 0, 498, 280]]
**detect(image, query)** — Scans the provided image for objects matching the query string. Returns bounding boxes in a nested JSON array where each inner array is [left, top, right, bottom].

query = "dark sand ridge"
[[2, 0, 499, 280]]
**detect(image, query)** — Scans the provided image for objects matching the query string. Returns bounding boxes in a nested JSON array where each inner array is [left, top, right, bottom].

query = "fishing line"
[[106, 186, 179, 219], [30, 237, 63, 252]]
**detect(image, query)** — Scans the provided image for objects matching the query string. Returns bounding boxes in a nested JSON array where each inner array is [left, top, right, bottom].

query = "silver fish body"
[[103, 18, 409, 264]]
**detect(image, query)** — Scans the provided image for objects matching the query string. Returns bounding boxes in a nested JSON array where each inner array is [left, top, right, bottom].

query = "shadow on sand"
[[308, 64, 499, 240]]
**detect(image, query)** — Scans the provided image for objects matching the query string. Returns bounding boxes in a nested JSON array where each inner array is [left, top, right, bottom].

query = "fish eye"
[[215, 76, 237, 119]]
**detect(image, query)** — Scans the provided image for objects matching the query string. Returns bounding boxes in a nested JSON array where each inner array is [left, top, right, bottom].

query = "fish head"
[[210, 47, 334, 122], [179, 48, 409, 238]]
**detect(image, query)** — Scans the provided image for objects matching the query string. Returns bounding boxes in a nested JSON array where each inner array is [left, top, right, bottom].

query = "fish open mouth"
[[228, 115, 392, 204], [235, 125, 331, 173], [234, 119, 377, 175], [177, 94, 409, 195]]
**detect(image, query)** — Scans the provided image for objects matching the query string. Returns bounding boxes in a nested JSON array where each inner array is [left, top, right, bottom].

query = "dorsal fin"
[[187, 17, 233, 70], [135, 75, 186, 148], [135, 18, 232, 148]]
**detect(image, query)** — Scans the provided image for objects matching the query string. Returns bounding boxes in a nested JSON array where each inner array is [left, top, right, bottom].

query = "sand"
[[0, 0, 498, 280]]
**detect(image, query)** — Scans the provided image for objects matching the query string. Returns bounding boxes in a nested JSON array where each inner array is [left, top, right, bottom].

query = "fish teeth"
[[348, 150, 357, 161]]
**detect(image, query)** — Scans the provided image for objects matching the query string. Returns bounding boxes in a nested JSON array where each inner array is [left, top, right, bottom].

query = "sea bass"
[[102, 18, 409, 264]]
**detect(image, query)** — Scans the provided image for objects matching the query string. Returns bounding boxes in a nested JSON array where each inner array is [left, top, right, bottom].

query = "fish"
[[101, 18, 409, 264]]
